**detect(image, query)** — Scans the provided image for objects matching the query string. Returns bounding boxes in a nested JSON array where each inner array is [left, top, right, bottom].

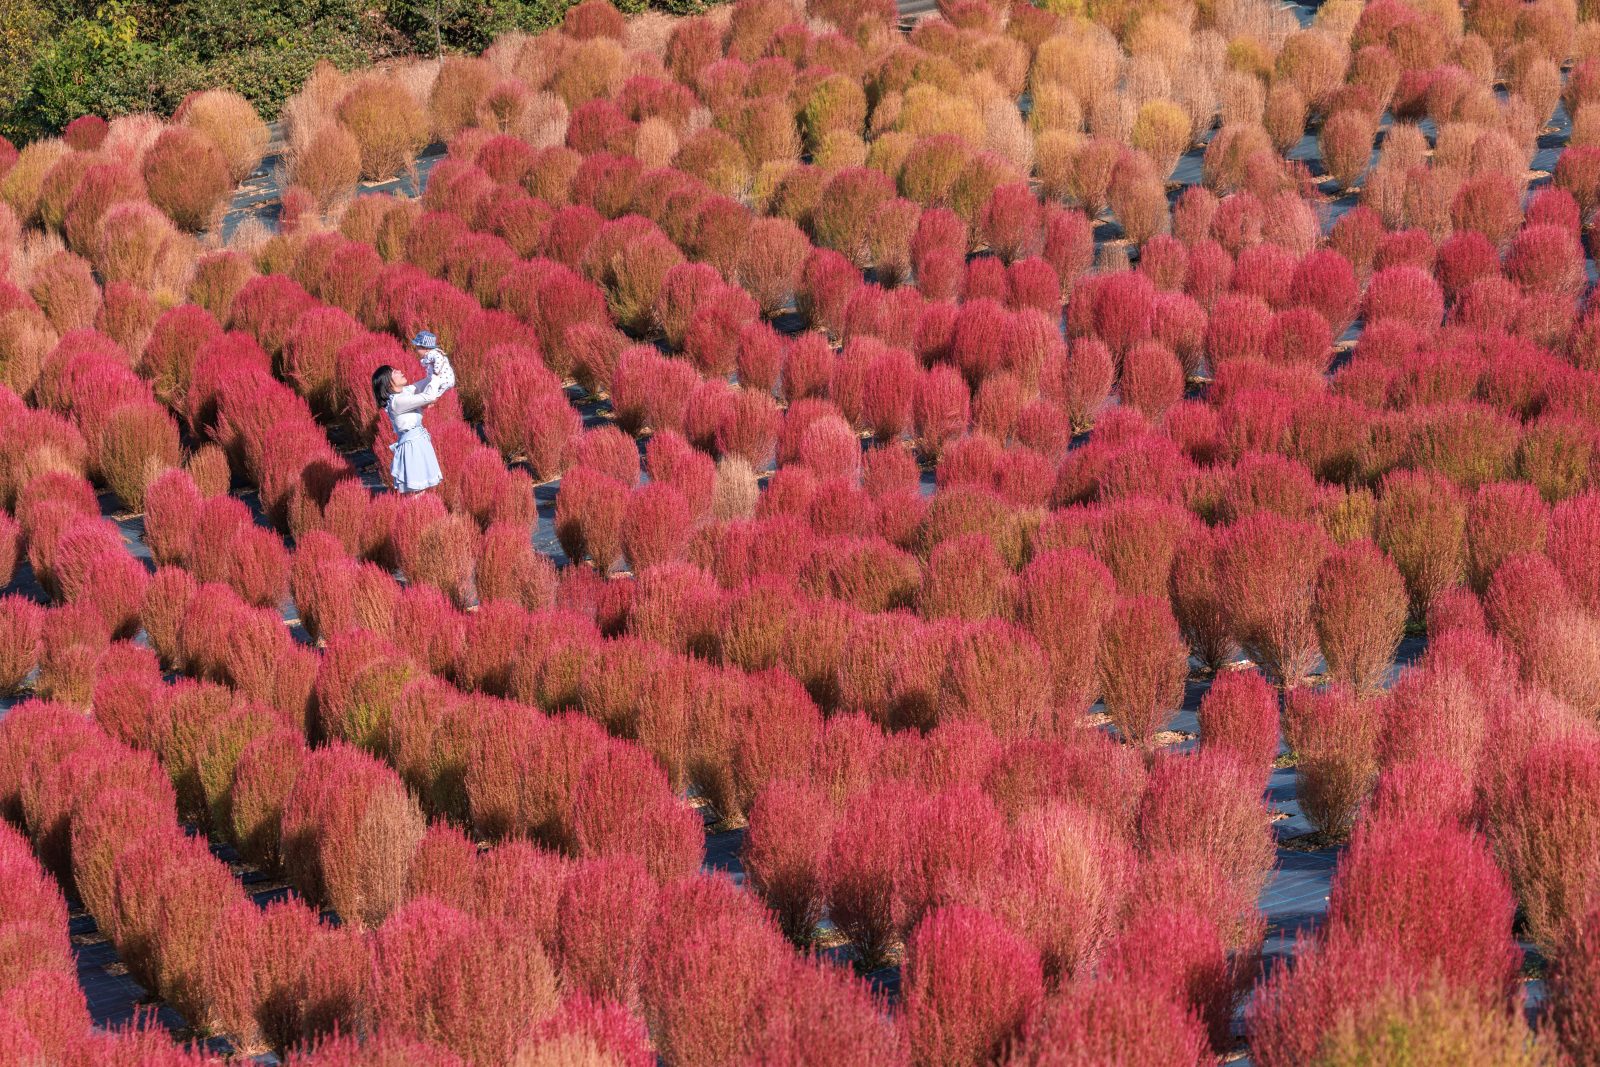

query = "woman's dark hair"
[[371, 365, 397, 409]]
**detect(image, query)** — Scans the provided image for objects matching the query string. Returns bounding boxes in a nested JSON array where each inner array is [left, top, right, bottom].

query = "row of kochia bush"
[[9, 457, 1600, 1067], [5, 390, 1600, 1066], [0, 225, 1600, 1067], [4, 2, 1600, 1063]]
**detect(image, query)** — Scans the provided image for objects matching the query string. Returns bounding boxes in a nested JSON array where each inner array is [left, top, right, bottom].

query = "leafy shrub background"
[[0, 0, 713, 144]]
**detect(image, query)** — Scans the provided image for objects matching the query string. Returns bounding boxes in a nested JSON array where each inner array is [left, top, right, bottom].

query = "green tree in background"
[[385, 0, 574, 55], [0, 0, 720, 146], [24, 2, 176, 133]]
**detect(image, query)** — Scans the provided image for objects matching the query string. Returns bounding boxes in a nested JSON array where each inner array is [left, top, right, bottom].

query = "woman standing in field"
[[371, 329, 456, 494]]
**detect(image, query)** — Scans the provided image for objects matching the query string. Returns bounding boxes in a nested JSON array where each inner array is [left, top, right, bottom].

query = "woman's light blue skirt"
[[390, 427, 442, 494]]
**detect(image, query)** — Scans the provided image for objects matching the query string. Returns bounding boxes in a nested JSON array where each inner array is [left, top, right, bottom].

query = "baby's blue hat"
[[410, 330, 438, 348]]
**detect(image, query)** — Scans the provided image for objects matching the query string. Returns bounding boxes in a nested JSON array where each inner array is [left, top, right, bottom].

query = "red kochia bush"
[[110, 831, 242, 1021], [1549, 493, 1600, 615], [1375, 469, 1467, 620], [825, 780, 915, 972], [743, 779, 836, 945], [1008, 979, 1209, 1066], [1091, 270, 1156, 354], [1288, 248, 1360, 332], [1548, 903, 1600, 1066], [281, 743, 426, 928], [640, 877, 791, 1066], [142, 127, 231, 232], [1097, 596, 1189, 750], [1367, 756, 1474, 831], [1139, 748, 1275, 899], [981, 183, 1042, 264], [621, 482, 693, 574], [731, 670, 824, 817], [371, 897, 558, 1063], [1313, 539, 1407, 694], [1216, 512, 1332, 687], [556, 854, 656, 1011], [1362, 265, 1444, 329], [28, 251, 100, 334], [92, 396, 174, 511], [913, 366, 971, 459], [556, 465, 628, 572], [1119, 340, 1184, 416], [571, 744, 703, 881], [1466, 481, 1550, 594], [476, 522, 559, 610], [0, 596, 42, 694], [1322, 819, 1520, 1002], [937, 620, 1053, 738], [0, 510, 18, 591], [1506, 223, 1587, 298], [903, 906, 1043, 1067], [1489, 735, 1600, 951], [1198, 669, 1280, 783], [1100, 905, 1237, 1052], [51, 523, 146, 639]]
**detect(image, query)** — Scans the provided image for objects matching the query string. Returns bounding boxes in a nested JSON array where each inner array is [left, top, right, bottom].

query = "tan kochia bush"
[[96, 203, 195, 299], [1124, 55, 1172, 110], [1088, 93, 1136, 145], [282, 61, 349, 156], [550, 37, 627, 108], [1128, 13, 1193, 74], [336, 75, 431, 182], [0, 309, 56, 398], [514, 91, 570, 149], [1320, 110, 1378, 191], [1029, 83, 1083, 135], [1132, 100, 1192, 178], [0, 139, 70, 223], [1276, 30, 1349, 113], [1218, 70, 1265, 128], [1034, 131, 1080, 203], [428, 56, 496, 141], [634, 117, 679, 169], [983, 97, 1034, 175], [289, 123, 363, 211], [896, 86, 985, 144], [1264, 83, 1308, 154], [178, 89, 270, 184], [1033, 32, 1122, 111], [713, 456, 758, 520]]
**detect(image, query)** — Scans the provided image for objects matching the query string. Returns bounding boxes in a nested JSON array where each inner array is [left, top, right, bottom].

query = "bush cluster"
[[2, 0, 1600, 1061]]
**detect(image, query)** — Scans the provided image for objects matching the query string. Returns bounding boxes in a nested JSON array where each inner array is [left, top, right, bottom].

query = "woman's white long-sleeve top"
[[385, 349, 456, 434]]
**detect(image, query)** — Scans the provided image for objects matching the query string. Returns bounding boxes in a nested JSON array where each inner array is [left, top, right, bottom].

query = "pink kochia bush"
[[1322, 819, 1521, 1004], [281, 742, 425, 929], [1313, 539, 1407, 694], [1139, 748, 1275, 900], [1216, 512, 1331, 687], [1197, 669, 1280, 784], [1007, 978, 1210, 1065], [370, 897, 559, 1063], [902, 906, 1043, 1067], [1488, 734, 1600, 951], [743, 778, 835, 945], [1099, 905, 1238, 1052], [1017, 550, 1107, 716], [1097, 596, 1189, 749]]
